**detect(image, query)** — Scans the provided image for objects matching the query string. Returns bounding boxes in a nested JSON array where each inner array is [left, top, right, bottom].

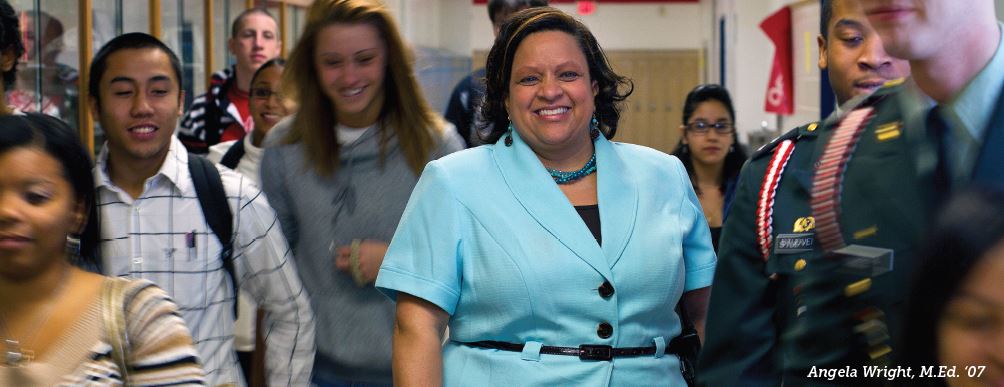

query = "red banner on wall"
[[760, 6, 793, 115]]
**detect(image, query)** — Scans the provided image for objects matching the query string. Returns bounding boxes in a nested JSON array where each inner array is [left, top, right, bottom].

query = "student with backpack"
[[88, 33, 315, 386]]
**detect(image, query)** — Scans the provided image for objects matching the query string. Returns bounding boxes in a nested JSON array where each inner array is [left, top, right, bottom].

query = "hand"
[[334, 239, 389, 286]]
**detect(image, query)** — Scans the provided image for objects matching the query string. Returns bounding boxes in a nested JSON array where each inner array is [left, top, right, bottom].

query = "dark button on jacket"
[[597, 322, 613, 339], [598, 281, 615, 298]]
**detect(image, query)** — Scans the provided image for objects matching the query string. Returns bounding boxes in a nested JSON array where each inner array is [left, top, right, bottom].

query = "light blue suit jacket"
[[377, 130, 716, 386]]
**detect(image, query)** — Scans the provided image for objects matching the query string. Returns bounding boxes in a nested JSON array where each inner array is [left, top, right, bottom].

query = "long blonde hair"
[[282, 0, 442, 177]]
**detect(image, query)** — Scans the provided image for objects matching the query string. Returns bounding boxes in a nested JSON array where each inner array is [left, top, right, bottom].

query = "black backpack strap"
[[219, 137, 246, 170], [187, 153, 238, 318]]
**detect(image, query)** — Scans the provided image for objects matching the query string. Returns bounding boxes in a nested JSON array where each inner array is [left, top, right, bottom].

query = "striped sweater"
[[0, 278, 205, 385]]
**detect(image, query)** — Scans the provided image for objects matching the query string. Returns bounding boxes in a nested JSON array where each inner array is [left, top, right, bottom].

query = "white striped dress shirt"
[[94, 136, 315, 386]]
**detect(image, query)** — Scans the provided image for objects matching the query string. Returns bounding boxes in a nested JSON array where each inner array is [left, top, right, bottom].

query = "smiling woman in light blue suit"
[[376, 7, 716, 387]]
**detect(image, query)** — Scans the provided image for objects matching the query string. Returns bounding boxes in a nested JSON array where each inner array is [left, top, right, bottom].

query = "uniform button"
[[597, 322, 613, 338], [598, 281, 615, 298], [794, 259, 807, 271]]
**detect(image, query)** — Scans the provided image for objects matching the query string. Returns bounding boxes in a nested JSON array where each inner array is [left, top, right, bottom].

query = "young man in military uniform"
[[698, 0, 910, 385], [775, 0, 1003, 382]]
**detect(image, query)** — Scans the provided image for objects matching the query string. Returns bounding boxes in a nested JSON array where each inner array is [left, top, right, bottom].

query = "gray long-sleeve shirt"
[[260, 118, 463, 383]]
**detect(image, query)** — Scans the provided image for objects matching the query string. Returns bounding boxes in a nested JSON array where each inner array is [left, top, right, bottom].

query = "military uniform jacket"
[[775, 77, 1004, 385], [786, 81, 942, 387], [805, 76, 1004, 362], [698, 120, 826, 386], [701, 70, 1004, 385]]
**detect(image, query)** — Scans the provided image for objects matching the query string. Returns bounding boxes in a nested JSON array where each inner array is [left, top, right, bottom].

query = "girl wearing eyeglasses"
[[671, 84, 748, 250], [206, 57, 289, 384], [208, 58, 290, 183]]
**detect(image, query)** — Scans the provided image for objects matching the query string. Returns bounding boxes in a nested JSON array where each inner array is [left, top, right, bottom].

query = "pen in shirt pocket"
[[186, 230, 196, 261]]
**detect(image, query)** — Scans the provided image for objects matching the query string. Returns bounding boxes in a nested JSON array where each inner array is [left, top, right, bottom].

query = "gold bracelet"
[[349, 239, 367, 287]]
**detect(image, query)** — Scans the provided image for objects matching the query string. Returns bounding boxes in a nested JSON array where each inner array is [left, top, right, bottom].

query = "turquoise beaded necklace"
[[545, 125, 600, 184], [547, 152, 596, 184], [508, 118, 601, 184]]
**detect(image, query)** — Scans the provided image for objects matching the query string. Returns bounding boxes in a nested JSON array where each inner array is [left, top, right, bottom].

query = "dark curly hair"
[[671, 84, 748, 196], [479, 6, 633, 144], [0, 0, 25, 89]]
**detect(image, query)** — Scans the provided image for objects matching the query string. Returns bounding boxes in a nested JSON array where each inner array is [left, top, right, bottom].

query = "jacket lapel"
[[493, 130, 612, 279], [972, 86, 1004, 188], [594, 138, 638, 268]]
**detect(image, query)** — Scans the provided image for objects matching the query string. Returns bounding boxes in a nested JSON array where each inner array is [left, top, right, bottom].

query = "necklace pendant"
[[5, 339, 23, 366]]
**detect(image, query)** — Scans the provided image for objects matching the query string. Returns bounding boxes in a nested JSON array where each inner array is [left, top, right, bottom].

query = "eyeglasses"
[[685, 121, 734, 135], [251, 87, 284, 100]]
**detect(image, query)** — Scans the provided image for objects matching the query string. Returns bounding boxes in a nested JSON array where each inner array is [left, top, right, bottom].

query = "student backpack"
[[187, 153, 239, 318], [219, 137, 246, 170]]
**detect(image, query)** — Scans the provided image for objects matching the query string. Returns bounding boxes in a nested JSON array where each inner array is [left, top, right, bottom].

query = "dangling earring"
[[505, 122, 514, 147], [590, 116, 600, 141], [729, 145, 735, 153], [66, 234, 81, 258], [682, 143, 690, 154]]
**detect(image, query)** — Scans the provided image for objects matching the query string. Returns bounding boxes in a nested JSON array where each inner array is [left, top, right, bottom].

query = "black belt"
[[461, 338, 687, 361]]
